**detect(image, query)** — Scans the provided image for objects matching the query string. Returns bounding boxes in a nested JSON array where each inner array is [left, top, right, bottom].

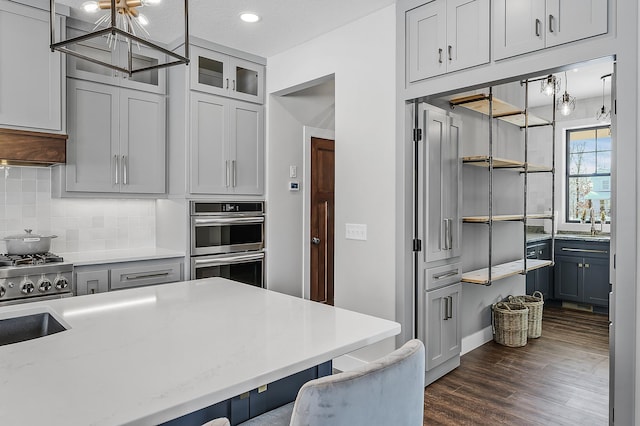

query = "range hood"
[[0, 128, 67, 167]]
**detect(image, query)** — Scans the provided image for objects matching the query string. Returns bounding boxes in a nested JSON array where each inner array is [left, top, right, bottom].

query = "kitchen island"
[[0, 278, 400, 425]]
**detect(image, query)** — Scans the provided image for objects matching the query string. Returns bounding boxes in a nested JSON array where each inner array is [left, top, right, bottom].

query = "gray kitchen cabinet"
[[526, 240, 553, 300], [418, 103, 461, 264], [0, 0, 63, 132], [554, 239, 610, 307], [65, 25, 166, 94], [424, 282, 461, 372], [75, 269, 109, 296], [406, 0, 489, 82], [493, 0, 608, 60], [65, 79, 166, 194], [190, 45, 265, 104], [190, 92, 264, 195], [73, 258, 183, 295]]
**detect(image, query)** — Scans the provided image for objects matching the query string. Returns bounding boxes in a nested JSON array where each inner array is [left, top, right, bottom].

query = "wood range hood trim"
[[0, 128, 67, 167]]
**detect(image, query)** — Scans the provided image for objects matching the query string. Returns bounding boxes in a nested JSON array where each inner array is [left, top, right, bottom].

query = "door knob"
[[312, 237, 321, 245]]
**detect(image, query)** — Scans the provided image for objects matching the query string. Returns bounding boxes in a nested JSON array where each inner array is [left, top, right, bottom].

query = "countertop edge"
[[59, 248, 186, 266]]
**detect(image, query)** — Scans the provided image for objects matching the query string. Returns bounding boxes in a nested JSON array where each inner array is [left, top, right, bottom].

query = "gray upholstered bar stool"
[[230, 339, 426, 426]]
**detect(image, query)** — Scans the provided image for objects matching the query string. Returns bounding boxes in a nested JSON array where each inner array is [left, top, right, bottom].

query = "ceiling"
[[59, 0, 397, 58]]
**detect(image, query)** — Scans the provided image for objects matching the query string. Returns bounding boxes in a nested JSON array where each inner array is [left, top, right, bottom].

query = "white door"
[[545, 0, 608, 47], [446, 0, 490, 72], [119, 89, 166, 194], [190, 92, 229, 194], [443, 115, 462, 258], [0, 2, 62, 131], [66, 79, 120, 193], [493, 0, 546, 60], [229, 100, 264, 194], [406, 1, 446, 82]]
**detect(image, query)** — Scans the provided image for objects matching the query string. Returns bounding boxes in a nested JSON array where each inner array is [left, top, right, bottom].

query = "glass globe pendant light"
[[556, 71, 576, 116], [540, 74, 560, 96], [596, 75, 611, 122]]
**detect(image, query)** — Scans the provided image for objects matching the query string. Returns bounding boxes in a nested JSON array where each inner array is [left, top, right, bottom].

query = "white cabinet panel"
[[419, 104, 461, 264], [407, 0, 489, 81], [66, 79, 166, 194], [119, 89, 166, 194], [0, 1, 62, 131], [493, 0, 608, 59], [545, 0, 608, 47], [424, 282, 461, 371], [446, 0, 490, 73], [190, 92, 228, 194], [66, 79, 119, 192], [190, 93, 264, 195]]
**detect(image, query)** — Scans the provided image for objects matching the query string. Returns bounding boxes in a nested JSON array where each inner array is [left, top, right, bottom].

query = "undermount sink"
[[0, 312, 67, 346]]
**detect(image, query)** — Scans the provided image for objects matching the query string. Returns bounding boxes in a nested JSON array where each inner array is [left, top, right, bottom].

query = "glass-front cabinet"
[[65, 26, 166, 94], [190, 45, 264, 104]]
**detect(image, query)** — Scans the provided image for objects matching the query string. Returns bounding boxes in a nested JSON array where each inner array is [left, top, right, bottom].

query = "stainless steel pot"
[[3, 229, 57, 255]]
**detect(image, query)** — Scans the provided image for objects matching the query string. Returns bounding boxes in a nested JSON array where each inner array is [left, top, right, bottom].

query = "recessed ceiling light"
[[82, 1, 99, 13], [240, 12, 260, 23]]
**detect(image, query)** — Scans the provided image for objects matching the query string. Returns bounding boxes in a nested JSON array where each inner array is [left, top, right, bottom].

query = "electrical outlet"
[[345, 223, 367, 241]]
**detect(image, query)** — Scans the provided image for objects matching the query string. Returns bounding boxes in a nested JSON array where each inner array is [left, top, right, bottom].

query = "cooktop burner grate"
[[0, 253, 65, 267]]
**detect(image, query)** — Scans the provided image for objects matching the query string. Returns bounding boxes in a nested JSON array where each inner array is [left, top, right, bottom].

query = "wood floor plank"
[[424, 306, 609, 425]]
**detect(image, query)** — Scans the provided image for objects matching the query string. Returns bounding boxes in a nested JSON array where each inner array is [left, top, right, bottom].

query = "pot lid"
[[4, 229, 57, 240]]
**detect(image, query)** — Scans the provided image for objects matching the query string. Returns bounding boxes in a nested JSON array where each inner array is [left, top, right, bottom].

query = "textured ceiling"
[[59, 0, 397, 58]]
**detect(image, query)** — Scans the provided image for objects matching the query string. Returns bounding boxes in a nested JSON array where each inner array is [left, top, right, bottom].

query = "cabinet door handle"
[[442, 219, 449, 250], [226, 78, 229, 89], [232, 79, 236, 91], [585, 263, 590, 268], [561, 247, 608, 254], [448, 218, 453, 250], [443, 298, 449, 321], [433, 270, 459, 280], [225, 160, 230, 187], [122, 155, 128, 185], [535, 18, 541, 37], [548, 14, 555, 33], [232, 159, 237, 187], [438, 48, 443, 64], [448, 296, 454, 319], [114, 155, 119, 184], [578, 263, 583, 268], [448, 45, 452, 61]]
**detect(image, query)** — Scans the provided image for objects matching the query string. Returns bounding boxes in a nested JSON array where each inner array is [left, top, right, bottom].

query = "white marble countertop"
[[0, 278, 400, 425], [58, 247, 185, 266]]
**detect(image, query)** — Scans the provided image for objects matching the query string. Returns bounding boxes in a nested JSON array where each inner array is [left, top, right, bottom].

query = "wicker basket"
[[492, 302, 529, 347], [509, 291, 544, 339]]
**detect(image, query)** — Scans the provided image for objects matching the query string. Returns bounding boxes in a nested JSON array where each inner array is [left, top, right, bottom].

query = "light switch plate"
[[289, 165, 297, 178], [345, 223, 367, 241]]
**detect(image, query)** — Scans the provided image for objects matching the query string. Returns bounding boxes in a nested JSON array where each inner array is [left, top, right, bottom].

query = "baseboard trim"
[[332, 354, 367, 372], [461, 325, 493, 355]]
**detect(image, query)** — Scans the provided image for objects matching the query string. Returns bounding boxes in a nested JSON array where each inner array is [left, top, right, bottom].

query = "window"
[[566, 126, 611, 223]]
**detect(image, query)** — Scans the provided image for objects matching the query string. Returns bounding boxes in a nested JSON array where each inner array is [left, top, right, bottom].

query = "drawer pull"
[[433, 270, 459, 280], [561, 247, 608, 254], [125, 271, 171, 281]]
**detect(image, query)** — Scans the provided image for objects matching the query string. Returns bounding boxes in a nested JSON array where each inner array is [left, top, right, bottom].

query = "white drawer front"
[[110, 261, 182, 290]]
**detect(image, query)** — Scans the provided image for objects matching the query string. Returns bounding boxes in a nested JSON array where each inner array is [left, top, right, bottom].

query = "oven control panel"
[[0, 263, 73, 305]]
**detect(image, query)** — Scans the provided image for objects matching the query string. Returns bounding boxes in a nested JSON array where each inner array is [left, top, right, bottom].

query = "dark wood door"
[[310, 137, 335, 305]]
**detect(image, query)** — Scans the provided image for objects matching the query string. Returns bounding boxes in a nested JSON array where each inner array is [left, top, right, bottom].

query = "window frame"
[[564, 124, 611, 224]]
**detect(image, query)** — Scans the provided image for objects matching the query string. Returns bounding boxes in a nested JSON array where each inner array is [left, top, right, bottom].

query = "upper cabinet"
[[190, 92, 264, 195], [493, 0, 608, 60], [190, 45, 265, 104], [64, 79, 165, 194], [0, 1, 63, 132], [65, 26, 166, 94], [407, 0, 490, 82]]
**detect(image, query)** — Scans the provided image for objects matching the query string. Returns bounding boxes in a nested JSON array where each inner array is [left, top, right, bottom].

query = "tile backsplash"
[[0, 166, 156, 254]]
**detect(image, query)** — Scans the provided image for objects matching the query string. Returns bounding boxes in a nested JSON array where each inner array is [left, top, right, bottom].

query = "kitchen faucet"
[[590, 208, 598, 236]]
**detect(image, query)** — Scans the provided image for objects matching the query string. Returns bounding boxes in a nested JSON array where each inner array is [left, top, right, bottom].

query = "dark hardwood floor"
[[424, 306, 609, 425]]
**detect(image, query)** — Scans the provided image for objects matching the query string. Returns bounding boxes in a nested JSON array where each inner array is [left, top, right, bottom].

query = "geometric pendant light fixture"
[[49, 0, 190, 76], [596, 74, 611, 122], [556, 71, 576, 116], [540, 74, 560, 96]]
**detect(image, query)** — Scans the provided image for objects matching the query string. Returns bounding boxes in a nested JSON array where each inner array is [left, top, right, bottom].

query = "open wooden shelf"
[[462, 213, 553, 223], [450, 94, 550, 128], [461, 259, 553, 285], [462, 156, 552, 173]]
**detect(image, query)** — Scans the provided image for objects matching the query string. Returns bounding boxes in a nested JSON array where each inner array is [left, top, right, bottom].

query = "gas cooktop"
[[0, 253, 65, 267]]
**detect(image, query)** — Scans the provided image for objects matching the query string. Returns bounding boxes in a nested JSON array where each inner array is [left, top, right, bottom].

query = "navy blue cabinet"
[[554, 239, 610, 308], [526, 240, 553, 300]]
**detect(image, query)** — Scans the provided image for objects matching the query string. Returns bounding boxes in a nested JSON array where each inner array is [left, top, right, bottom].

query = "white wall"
[[0, 166, 156, 254], [266, 79, 335, 297], [267, 5, 397, 362]]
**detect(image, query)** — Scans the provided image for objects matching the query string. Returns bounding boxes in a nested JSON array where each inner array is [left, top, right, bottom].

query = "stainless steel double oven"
[[190, 201, 264, 288]]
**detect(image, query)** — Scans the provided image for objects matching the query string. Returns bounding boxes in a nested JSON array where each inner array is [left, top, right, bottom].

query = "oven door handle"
[[194, 253, 265, 267], [193, 217, 265, 225]]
